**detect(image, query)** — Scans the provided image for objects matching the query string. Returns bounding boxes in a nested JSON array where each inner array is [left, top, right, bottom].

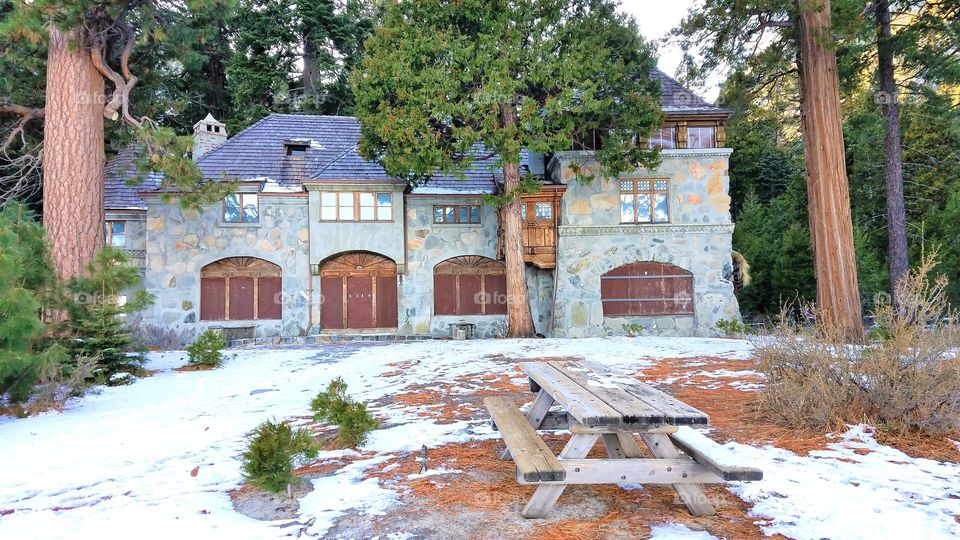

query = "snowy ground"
[[1, 337, 958, 540]]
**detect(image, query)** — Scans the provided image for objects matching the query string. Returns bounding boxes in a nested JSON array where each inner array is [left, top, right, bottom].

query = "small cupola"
[[192, 113, 227, 161]]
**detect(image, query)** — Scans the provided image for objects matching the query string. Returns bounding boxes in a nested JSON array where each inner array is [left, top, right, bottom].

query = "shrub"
[[0, 205, 64, 405], [715, 319, 755, 337], [621, 323, 644, 337], [241, 419, 319, 494], [63, 247, 154, 378], [128, 315, 183, 350], [754, 255, 960, 435], [310, 377, 379, 447], [186, 329, 225, 367]]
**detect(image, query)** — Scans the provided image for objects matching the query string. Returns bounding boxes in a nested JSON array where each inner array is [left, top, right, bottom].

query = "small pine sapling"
[[186, 329, 225, 367], [310, 377, 379, 447], [241, 419, 319, 494]]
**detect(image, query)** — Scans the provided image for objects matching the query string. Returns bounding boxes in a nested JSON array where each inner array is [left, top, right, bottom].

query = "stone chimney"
[[192, 113, 227, 161]]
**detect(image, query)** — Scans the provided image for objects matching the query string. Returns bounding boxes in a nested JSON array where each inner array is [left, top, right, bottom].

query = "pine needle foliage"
[[241, 419, 319, 494], [310, 377, 379, 447], [186, 329, 225, 367]]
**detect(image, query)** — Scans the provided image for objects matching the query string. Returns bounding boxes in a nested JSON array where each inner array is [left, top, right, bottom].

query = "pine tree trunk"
[[875, 0, 909, 308], [500, 103, 536, 338], [796, 0, 864, 340], [303, 35, 319, 104], [43, 27, 105, 282]]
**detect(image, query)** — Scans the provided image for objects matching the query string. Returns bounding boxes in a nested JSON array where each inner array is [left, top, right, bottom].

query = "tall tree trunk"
[[202, 44, 229, 119], [500, 103, 536, 338], [43, 27, 105, 282], [796, 0, 864, 340], [875, 0, 909, 308], [303, 35, 319, 104]]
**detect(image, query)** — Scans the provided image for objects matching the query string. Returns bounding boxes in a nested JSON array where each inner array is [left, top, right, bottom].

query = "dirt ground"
[[234, 352, 959, 539]]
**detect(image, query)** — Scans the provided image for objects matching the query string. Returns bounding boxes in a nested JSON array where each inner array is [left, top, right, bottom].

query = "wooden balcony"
[[497, 189, 564, 270]]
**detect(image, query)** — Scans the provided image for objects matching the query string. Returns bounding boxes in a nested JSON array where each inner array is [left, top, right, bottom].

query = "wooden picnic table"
[[485, 360, 763, 519]]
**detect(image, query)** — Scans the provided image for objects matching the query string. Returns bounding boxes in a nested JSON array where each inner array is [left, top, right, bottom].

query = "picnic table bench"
[[485, 360, 763, 519]]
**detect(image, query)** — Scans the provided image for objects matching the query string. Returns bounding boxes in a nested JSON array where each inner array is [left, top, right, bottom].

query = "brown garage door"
[[601, 261, 694, 316], [319, 252, 397, 330]]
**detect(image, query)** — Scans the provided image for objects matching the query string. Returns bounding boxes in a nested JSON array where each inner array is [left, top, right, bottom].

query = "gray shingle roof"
[[104, 145, 161, 210], [651, 69, 729, 114]]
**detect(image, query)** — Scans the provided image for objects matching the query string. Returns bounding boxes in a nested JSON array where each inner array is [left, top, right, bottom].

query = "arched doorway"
[[433, 256, 507, 315], [200, 257, 282, 321], [319, 252, 397, 330], [600, 261, 694, 317]]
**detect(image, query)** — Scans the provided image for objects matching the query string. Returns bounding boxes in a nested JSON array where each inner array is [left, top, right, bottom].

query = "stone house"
[[104, 71, 741, 343]]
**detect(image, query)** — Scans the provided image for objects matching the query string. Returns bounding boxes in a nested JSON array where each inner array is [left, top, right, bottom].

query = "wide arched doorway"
[[600, 261, 694, 317], [319, 252, 397, 330], [200, 257, 282, 321], [433, 256, 507, 315]]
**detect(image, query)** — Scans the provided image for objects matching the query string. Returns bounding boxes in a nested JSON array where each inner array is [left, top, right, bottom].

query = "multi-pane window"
[[520, 202, 553, 221], [433, 205, 480, 224], [620, 179, 669, 224], [687, 126, 717, 149], [223, 193, 259, 223], [105, 221, 125, 247], [647, 127, 677, 149], [320, 192, 393, 221]]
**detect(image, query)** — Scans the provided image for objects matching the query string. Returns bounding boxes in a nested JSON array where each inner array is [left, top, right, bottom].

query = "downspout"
[[306, 190, 314, 333]]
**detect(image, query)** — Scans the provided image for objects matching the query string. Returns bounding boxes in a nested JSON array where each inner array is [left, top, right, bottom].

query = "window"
[[620, 179, 669, 224], [647, 127, 677, 149], [200, 257, 282, 321], [320, 191, 393, 222], [105, 221, 125, 247], [601, 261, 694, 316], [434, 256, 507, 315], [223, 193, 259, 224], [286, 144, 308, 157], [433, 205, 480, 224], [687, 126, 717, 149], [521, 202, 553, 222]]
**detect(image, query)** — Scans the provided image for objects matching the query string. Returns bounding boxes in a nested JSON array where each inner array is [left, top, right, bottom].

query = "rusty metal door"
[[346, 276, 373, 329]]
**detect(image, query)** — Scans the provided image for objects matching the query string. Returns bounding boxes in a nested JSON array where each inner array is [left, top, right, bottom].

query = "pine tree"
[[352, 0, 662, 337]]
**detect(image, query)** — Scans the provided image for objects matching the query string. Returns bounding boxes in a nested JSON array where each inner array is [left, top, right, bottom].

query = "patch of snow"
[[649, 523, 720, 539], [727, 424, 960, 539]]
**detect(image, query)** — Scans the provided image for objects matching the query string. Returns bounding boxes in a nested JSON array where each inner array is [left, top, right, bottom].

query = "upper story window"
[[433, 205, 480, 225], [620, 179, 669, 224], [687, 126, 717, 149], [286, 144, 308, 157], [647, 127, 677, 149], [105, 221, 125, 247], [224, 193, 259, 223], [321, 192, 393, 222]]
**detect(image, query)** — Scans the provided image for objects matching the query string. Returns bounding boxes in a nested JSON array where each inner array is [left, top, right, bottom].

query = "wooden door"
[[347, 276, 374, 329], [319, 252, 397, 330], [320, 276, 344, 329], [229, 277, 255, 320]]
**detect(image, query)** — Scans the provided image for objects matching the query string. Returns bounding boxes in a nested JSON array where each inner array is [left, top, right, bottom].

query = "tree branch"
[[0, 102, 45, 153]]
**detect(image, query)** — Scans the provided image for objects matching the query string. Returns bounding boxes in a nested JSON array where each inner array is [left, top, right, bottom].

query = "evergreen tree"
[[352, 0, 662, 337]]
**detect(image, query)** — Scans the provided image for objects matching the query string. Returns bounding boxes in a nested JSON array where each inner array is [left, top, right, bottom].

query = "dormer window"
[[286, 144, 308, 157]]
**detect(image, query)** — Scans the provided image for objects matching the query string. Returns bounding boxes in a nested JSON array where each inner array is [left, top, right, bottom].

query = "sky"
[[618, 1, 723, 101]]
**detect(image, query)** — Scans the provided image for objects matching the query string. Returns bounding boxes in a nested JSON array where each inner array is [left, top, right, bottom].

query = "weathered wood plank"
[[484, 397, 564, 483], [639, 432, 716, 516], [521, 433, 598, 518], [521, 362, 622, 427], [582, 362, 709, 425], [669, 427, 764, 482], [519, 458, 725, 485], [548, 360, 666, 424], [568, 418, 678, 435], [499, 390, 555, 460]]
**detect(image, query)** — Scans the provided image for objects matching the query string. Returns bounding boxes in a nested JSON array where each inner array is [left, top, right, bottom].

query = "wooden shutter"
[[484, 274, 508, 315], [376, 275, 398, 327], [229, 277, 255, 320], [458, 274, 483, 315], [320, 276, 344, 329], [258, 277, 282, 320], [434, 274, 457, 315], [200, 277, 226, 321], [601, 262, 694, 316]]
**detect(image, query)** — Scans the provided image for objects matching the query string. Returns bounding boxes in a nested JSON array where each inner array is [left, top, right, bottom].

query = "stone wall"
[[141, 194, 312, 344], [549, 149, 740, 337], [400, 196, 504, 336]]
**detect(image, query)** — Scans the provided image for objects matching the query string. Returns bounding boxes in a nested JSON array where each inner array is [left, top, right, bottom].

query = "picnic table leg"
[[521, 433, 598, 519], [500, 389, 554, 461], [638, 432, 716, 516]]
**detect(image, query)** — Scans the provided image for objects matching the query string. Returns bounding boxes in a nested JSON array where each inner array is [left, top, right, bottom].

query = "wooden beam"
[[518, 458, 724, 486], [669, 427, 764, 482]]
